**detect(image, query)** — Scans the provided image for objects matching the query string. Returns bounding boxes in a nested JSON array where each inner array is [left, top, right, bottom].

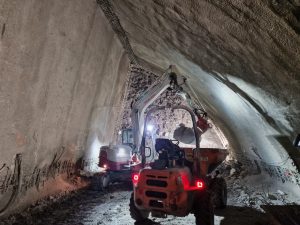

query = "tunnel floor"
[[2, 165, 299, 225], [0, 186, 266, 225]]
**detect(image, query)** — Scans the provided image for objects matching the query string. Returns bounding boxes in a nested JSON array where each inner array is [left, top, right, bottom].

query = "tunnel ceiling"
[[100, 0, 300, 134], [98, 0, 300, 176], [107, 0, 300, 92]]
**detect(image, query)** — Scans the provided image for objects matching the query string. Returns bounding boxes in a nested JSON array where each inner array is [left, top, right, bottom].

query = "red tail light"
[[195, 180, 204, 190], [132, 173, 139, 186]]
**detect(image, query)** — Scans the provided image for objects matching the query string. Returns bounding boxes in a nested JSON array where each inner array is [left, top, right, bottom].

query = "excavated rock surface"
[[119, 64, 225, 148]]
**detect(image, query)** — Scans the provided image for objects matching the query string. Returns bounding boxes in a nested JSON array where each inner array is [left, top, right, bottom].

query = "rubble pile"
[[217, 159, 299, 211]]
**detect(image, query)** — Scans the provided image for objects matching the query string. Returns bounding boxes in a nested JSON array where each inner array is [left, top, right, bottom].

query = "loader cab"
[[140, 105, 200, 171]]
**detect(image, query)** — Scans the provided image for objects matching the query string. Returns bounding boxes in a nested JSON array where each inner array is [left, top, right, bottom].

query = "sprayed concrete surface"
[[0, 0, 129, 216], [101, 0, 300, 190]]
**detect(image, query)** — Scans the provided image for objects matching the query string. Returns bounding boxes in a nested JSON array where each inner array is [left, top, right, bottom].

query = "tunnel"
[[0, 0, 300, 224]]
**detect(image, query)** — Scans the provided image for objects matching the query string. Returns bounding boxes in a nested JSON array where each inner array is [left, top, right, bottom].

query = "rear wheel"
[[194, 193, 214, 225], [210, 177, 227, 209], [129, 193, 149, 222], [94, 174, 110, 191], [101, 174, 110, 189]]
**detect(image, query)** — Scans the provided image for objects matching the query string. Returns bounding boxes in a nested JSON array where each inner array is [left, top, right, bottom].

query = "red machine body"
[[99, 145, 132, 171]]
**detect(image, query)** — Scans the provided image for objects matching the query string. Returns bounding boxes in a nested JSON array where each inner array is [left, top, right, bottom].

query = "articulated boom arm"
[[131, 66, 200, 153]]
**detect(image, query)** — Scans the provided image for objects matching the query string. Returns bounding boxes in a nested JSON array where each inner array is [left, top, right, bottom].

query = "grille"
[[146, 175, 155, 178], [146, 179, 168, 187], [149, 200, 164, 208], [145, 191, 167, 199]]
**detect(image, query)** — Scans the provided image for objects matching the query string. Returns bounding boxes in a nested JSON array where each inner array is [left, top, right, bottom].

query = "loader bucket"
[[188, 148, 228, 176]]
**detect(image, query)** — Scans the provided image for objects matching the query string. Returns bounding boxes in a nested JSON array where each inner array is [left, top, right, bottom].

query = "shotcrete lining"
[[0, 0, 130, 216], [98, 1, 300, 190], [109, 0, 300, 117]]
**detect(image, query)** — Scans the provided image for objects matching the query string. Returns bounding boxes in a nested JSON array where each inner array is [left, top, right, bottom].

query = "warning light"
[[133, 174, 139, 181], [132, 173, 139, 186], [196, 180, 204, 189]]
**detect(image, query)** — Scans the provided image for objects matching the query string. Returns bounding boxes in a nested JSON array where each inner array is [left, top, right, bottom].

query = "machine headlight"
[[146, 124, 154, 132]]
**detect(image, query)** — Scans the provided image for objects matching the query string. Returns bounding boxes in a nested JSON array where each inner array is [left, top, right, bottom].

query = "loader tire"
[[194, 192, 214, 225], [129, 193, 149, 222], [101, 174, 110, 189], [210, 177, 227, 209]]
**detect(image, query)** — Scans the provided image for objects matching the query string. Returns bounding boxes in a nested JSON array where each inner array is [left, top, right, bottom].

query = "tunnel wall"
[[0, 0, 129, 216], [103, 0, 300, 189]]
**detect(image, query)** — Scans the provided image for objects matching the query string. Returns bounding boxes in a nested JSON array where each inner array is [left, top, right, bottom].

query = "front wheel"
[[95, 174, 110, 191], [101, 174, 110, 189], [129, 193, 149, 222]]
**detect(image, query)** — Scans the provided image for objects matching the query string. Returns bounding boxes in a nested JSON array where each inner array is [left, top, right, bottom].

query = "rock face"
[[0, 0, 129, 216], [118, 64, 225, 149], [101, 0, 300, 187]]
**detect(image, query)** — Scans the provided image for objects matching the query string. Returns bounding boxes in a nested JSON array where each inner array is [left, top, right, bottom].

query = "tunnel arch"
[[0, 0, 299, 220], [98, 0, 300, 188]]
